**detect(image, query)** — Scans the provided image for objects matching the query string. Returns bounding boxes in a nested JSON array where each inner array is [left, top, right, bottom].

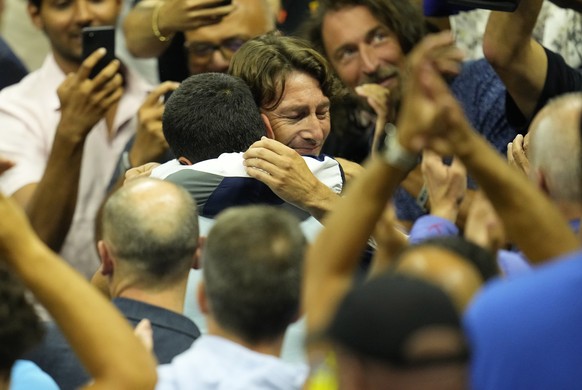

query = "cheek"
[[270, 120, 295, 144], [333, 61, 360, 90]]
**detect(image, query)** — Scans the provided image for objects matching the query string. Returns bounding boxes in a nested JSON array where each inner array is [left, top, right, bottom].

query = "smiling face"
[[321, 5, 406, 92], [28, 0, 120, 73], [263, 71, 331, 156]]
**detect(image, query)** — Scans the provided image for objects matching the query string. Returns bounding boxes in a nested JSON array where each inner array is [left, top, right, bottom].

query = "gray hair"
[[102, 178, 199, 286]]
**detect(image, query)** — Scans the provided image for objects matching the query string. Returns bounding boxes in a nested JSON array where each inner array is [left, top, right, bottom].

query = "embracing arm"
[[482, 0, 547, 120]]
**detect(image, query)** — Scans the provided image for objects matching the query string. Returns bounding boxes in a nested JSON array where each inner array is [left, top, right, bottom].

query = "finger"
[[0, 157, 14, 175], [89, 59, 122, 92], [450, 155, 467, 176], [91, 73, 124, 107], [243, 155, 286, 177], [145, 81, 181, 106], [98, 86, 124, 111], [244, 137, 293, 157], [77, 48, 107, 80], [507, 142, 515, 165]]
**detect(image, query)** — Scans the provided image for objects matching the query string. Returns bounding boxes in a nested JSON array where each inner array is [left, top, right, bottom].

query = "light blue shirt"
[[156, 335, 308, 390]]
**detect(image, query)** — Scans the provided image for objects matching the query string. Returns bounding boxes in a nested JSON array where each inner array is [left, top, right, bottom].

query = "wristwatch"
[[381, 123, 418, 172]]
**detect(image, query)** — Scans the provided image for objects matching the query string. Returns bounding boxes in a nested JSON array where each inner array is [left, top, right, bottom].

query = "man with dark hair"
[[156, 205, 308, 389], [27, 178, 202, 389], [163, 72, 267, 164], [301, 0, 516, 224], [0, 0, 176, 278], [150, 71, 344, 229]]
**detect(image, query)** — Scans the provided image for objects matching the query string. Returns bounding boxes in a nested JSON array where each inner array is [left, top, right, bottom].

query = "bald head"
[[395, 246, 484, 312], [528, 92, 582, 203], [101, 178, 199, 286], [184, 0, 275, 74]]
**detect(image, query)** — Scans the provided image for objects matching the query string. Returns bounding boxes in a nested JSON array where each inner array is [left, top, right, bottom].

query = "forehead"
[[184, 0, 273, 42], [271, 71, 329, 110], [321, 5, 384, 50]]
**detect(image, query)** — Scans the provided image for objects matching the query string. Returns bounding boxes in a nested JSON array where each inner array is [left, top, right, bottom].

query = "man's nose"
[[359, 42, 380, 75], [207, 49, 230, 73], [74, 0, 93, 25]]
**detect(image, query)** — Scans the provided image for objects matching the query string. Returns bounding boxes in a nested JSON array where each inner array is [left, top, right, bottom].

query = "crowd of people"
[[0, 0, 581, 388]]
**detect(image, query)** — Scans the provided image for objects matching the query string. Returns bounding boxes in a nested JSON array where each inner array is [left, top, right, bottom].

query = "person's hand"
[[396, 32, 470, 155], [57, 48, 123, 143], [124, 162, 161, 185], [368, 203, 408, 278], [129, 81, 179, 167], [243, 137, 337, 215], [134, 319, 154, 354], [355, 84, 394, 154], [507, 133, 530, 177], [464, 191, 506, 253], [421, 150, 467, 223], [155, 0, 235, 35]]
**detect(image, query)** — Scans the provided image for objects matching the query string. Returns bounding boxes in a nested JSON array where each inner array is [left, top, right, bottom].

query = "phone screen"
[[82, 26, 116, 79]]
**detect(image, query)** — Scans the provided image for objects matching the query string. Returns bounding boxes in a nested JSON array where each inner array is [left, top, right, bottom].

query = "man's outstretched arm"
[[482, 0, 547, 121]]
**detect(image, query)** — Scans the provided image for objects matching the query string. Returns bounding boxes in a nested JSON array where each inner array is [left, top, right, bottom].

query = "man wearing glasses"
[[124, 0, 275, 82]]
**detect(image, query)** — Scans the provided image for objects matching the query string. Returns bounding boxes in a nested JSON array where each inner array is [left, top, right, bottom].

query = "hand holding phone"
[[82, 26, 116, 79]]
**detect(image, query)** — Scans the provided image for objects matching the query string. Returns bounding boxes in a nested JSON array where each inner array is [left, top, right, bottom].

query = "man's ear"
[[192, 236, 206, 270], [261, 113, 276, 139], [197, 280, 210, 315], [97, 240, 114, 276], [178, 156, 193, 165], [27, 2, 44, 30], [536, 169, 550, 196]]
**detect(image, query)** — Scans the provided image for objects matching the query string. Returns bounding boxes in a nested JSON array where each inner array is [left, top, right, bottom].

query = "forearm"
[[304, 157, 408, 335], [6, 236, 156, 389], [124, 2, 173, 58], [483, 0, 547, 118], [303, 184, 340, 222], [24, 132, 86, 252], [455, 126, 579, 263]]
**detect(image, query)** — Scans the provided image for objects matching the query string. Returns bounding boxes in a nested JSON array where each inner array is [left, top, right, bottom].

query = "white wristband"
[[381, 123, 418, 171]]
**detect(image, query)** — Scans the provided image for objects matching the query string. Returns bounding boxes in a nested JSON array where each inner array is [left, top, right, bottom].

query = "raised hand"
[[156, 0, 234, 34], [507, 133, 531, 177], [57, 48, 123, 142], [421, 150, 467, 223], [129, 81, 180, 166]]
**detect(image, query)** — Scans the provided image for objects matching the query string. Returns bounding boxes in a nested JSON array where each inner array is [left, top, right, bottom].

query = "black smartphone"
[[82, 26, 116, 79], [446, 0, 520, 12], [201, 0, 232, 8]]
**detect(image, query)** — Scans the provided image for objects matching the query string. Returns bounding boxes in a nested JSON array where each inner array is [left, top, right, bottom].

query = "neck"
[[206, 316, 285, 357], [112, 276, 188, 314], [52, 50, 81, 75]]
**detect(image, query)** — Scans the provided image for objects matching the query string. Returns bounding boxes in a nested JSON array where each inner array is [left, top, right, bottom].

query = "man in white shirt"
[[0, 0, 174, 277], [156, 205, 308, 389]]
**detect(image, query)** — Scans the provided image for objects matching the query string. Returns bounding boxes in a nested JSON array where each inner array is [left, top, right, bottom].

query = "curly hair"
[[0, 264, 44, 379]]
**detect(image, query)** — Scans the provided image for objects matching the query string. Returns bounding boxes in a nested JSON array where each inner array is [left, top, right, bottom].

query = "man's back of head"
[[201, 205, 306, 344], [100, 178, 199, 289], [163, 72, 267, 164], [528, 92, 582, 205]]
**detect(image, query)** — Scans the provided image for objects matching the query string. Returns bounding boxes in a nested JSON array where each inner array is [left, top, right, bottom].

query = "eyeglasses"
[[184, 37, 247, 64]]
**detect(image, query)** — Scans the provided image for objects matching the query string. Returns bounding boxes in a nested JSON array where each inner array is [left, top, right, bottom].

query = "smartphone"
[[82, 26, 116, 79], [201, 0, 232, 8]]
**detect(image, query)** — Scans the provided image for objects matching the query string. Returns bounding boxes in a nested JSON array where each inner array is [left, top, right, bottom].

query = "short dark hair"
[[203, 205, 306, 343], [229, 32, 345, 110], [301, 0, 426, 59], [102, 178, 199, 286], [162, 73, 267, 164], [0, 264, 44, 379], [413, 236, 499, 281]]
